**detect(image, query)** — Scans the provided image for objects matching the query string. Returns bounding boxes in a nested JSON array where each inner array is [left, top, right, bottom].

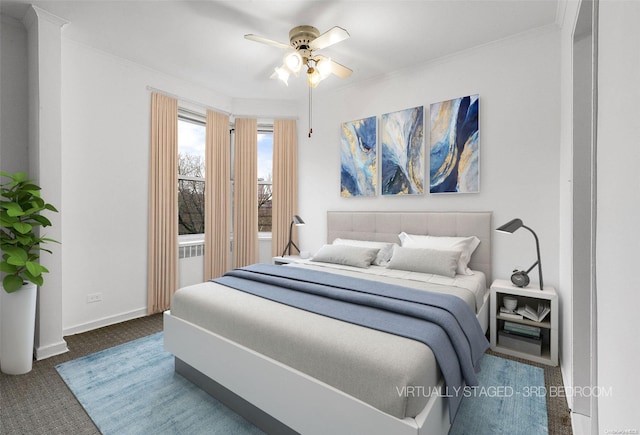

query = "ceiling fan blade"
[[308, 26, 350, 50], [321, 57, 353, 79], [244, 34, 292, 50]]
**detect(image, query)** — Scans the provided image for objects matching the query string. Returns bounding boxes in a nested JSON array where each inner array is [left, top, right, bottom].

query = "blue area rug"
[[57, 333, 547, 435], [450, 354, 548, 435], [56, 333, 263, 435]]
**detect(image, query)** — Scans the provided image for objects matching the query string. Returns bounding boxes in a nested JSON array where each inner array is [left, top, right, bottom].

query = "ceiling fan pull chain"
[[308, 86, 313, 137]]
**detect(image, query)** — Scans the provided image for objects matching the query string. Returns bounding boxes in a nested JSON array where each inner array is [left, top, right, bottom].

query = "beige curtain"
[[271, 119, 299, 257], [233, 118, 258, 267], [204, 110, 231, 279], [147, 93, 178, 314]]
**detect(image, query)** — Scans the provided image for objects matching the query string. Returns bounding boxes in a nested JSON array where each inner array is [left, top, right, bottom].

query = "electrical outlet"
[[87, 293, 102, 303]]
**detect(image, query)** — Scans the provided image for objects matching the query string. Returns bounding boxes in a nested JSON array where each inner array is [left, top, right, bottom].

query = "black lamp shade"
[[292, 215, 305, 226], [496, 218, 523, 234]]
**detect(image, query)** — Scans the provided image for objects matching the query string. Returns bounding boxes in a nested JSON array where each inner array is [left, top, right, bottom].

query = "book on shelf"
[[498, 330, 542, 355], [499, 307, 524, 320], [517, 302, 551, 322], [504, 321, 541, 338]]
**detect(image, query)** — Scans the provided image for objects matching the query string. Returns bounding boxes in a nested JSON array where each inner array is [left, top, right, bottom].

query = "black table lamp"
[[282, 215, 305, 256], [496, 218, 544, 290]]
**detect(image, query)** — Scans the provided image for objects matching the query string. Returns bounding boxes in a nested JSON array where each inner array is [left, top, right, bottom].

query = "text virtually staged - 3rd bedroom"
[[0, 1, 639, 434]]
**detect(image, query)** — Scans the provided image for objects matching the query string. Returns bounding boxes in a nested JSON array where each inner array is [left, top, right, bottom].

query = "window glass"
[[258, 132, 273, 232], [178, 118, 205, 235]]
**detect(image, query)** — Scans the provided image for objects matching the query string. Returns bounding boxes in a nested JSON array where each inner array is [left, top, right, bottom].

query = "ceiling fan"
[[245, 25, 353, 88]]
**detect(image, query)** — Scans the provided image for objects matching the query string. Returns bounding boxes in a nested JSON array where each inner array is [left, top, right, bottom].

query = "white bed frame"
[[164, 211, 492, 435]]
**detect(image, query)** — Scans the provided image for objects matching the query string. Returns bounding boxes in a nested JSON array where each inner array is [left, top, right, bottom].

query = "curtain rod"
[[146, 85, 232, 116], [146, 86, 299, 121]]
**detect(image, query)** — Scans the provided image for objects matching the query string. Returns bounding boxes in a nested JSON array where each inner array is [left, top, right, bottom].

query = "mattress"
[[170, 263, 487, 420]]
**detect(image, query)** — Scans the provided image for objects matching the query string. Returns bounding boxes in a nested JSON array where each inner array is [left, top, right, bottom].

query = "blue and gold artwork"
[[430, 95, 479, 193], [340, 116, 377, 197], [381, 106, 424, 195]]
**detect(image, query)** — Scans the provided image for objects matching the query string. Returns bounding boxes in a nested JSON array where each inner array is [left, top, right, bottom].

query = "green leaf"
[[12, 222, 32, 234], [0, 261, 17, 273], [16, 234, 33, 245], [3, 274, 24, 293], [44, 203, 58, 213], [7, 255, 26, 266], [23, 184, 41, 192], [31, 215, 52, 227], [23, 270, 43, 287], [4, 203, 24, 217], [25, 261, 45, 277], [0, 215, 18, 226], [11, 172, 28, 182], [2, 246, 28, 259]]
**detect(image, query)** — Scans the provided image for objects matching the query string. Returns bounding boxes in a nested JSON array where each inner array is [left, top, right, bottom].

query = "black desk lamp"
[[282, 215, 305, 256], [496, 218, 544, 290]]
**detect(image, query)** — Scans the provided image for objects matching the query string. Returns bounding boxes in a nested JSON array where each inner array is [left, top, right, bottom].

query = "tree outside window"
[[178, 117, 206, 235], [258, 132, 273, 233], [177, 116, 274, 235]]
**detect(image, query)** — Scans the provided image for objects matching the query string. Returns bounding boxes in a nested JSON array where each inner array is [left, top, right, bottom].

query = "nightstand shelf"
[[490, 279, 558, 366], [272, 255, 302, 265]]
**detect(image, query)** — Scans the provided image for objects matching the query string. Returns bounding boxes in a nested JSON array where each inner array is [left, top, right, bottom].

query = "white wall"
[[596, 1, 640, 432], [0, 15, 29, 173], [0, 13, 30, 362], [298, 26, 562, 290]]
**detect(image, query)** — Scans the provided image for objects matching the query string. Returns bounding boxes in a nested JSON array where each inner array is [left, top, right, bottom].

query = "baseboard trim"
[[35, 340, 68, 360], [63, 307, 147, 336]]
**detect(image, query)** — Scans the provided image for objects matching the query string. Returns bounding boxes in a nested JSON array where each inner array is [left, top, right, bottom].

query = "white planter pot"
[[1, 283, 37, 375]]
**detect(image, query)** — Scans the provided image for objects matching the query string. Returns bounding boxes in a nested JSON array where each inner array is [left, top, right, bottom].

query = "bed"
[[164, 211, 492, 435]]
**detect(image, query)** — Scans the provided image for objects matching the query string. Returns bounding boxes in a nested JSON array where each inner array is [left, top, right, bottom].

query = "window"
[[178, 114, 206, 236], [178, 112, 273, 236], [258, 131, 273, 233]]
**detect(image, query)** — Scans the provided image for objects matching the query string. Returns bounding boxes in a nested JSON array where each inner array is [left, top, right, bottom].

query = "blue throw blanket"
[[213, 263, 489, 422]]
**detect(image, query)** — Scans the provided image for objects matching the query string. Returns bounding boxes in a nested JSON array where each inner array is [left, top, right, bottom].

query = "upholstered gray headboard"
[[327, 211, 492, 286]]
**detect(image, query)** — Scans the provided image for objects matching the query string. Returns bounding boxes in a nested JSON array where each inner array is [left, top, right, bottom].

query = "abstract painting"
[[380, 106, 424, 195], [430, 94, 479, 193], [340, 116, 377, 197]]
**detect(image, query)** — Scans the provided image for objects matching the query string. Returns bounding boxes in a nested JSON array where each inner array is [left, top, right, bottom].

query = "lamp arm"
[[522, 224, 544, 290], [281, 220, 301, 257]]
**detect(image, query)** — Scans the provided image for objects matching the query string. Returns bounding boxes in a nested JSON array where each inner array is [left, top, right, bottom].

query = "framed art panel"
[[430, 94, 479, 193], [340, 116, 377, 197], [380, 106, 425, 195]]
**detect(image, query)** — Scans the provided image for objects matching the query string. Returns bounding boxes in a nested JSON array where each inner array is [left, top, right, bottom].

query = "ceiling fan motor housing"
[[289, 25, 320, 56]]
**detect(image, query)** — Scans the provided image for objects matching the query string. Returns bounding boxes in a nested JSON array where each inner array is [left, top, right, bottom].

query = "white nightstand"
[[490, 279, 558, 366], [272, 255, 303, 265]]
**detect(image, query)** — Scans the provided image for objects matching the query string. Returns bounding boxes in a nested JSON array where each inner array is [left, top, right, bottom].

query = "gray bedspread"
[[215, 263, 489, 421]]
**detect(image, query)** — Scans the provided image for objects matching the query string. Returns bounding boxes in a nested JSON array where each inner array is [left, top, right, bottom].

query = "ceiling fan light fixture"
[[273, 66, 290, 86], [307, 67, 321, 88], [316, 57, 332, 79], [283, 52, 303, 74]]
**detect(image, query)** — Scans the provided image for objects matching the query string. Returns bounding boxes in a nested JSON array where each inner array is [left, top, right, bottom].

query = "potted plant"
[[0, 171, 58, 375]]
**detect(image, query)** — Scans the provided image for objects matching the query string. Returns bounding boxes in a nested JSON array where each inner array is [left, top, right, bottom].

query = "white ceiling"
[[1, 0, 560, 101]]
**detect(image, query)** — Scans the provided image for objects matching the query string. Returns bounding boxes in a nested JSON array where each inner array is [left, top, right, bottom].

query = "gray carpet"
[[0, 313, 573, 434]]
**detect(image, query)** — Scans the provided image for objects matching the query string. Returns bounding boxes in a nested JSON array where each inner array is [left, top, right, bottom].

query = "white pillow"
[[311, 244, 380, 268], [398, 232, 480, 275], [332, 238, 397, 265], [386, 246, 461, 278]]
